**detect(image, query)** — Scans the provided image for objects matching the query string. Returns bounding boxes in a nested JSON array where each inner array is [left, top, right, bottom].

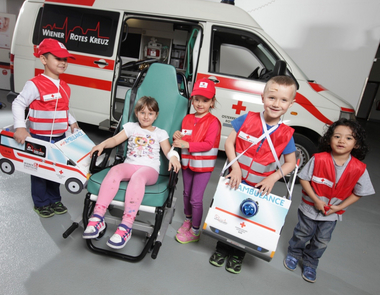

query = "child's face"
[[192, 95, 213, 117], [136, 106, 158, 129], [40, 53, 68, 79], [330, 125, 357, 157], [261, 82, 295, 125]]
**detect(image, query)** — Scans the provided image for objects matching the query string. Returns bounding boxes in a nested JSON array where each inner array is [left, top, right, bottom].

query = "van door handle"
[[94, 60, 109, 66]]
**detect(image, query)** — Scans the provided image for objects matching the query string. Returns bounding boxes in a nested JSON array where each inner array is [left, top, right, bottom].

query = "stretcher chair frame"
[[63, 63, 188, 262]]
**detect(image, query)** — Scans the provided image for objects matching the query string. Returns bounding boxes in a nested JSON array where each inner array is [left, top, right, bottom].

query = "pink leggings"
[[93, 163, 158, 228]]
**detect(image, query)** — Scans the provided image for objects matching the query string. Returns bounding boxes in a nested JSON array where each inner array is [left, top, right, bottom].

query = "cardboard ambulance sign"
[[0, 127, 96, 194], [203, 177, 291, 262]]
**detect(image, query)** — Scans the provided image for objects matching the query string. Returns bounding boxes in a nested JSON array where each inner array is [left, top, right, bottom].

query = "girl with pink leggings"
[[83, 96, 180, 249]]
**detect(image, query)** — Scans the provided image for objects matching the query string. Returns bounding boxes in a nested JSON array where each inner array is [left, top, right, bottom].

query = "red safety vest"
[[29, 75, 70, 135], [302, 152, 366, 214], [236, 112, 294, 186], [181, 113, 221, 172]]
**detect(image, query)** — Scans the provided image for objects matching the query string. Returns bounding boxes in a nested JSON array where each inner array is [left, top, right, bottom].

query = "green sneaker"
[[225, 255, 243, 274], [209, 251, 228, 267], [51, 201, 68, 215], [34, 205, 55, 218]]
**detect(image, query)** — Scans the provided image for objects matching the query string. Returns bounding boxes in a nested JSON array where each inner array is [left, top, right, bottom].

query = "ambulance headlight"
[[240, 198, 259, 217], [339, 110, 356, 121]]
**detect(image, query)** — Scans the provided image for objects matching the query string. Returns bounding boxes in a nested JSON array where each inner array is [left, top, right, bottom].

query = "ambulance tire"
[[65, 178, 83, 194], [293, 133, 317, 173], [0, 159, 15, 175]]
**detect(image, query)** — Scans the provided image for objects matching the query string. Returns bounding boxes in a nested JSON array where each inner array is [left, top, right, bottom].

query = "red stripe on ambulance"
[[295, 93, 333, 125], [196, 73, 264, 95], [216, 207, 276, 232], [35, 69, 112, 91], [308, 82, 326, 92], [45, 0, 95, 6]]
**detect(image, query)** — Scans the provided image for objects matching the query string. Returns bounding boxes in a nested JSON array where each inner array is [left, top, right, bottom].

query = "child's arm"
[[225, 130, 241, 189], [90, 130, 128, 157], [160, 139, 181, 172], [325, 193, 361, 216], [299, 178, 327, 213], [256, 151, 296, 195]]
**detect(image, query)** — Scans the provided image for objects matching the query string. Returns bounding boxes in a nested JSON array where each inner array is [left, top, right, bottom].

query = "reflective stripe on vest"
[[181, 148, 218, 169], [237, 152, 278, 173]]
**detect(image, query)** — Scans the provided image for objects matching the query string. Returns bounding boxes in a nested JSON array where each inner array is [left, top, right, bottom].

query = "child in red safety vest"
[[12, 38, 79, 218], [172, 78, 221, 244], [209, 75, 298, 274], [284, 118, 375, 283]]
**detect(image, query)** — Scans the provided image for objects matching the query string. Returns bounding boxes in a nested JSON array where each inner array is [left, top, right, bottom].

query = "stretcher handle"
[[62, 222, 79, 238]]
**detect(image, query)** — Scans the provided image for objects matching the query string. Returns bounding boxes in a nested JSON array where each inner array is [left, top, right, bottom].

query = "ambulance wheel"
[[0, 159, 15, 175], [65, 178, 83, 194], [294, 133, 317, 173]]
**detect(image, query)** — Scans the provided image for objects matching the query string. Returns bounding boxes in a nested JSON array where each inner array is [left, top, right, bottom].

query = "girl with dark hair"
[[284, 118, 375, 283]]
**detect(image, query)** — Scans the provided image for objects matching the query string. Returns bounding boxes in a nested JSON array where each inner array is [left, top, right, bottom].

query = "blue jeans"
[[30, 133, 65, 207], [287, 209, 337, 269]]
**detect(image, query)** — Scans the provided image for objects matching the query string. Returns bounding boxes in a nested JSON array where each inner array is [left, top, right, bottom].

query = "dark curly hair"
[[318, 118, 368, 161]]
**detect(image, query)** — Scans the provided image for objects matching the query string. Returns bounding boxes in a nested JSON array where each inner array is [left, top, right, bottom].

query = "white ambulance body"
[[8, 0, 355, 169]]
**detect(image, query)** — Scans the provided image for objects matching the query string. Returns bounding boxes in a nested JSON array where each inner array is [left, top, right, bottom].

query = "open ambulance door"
[[33, 4, 123, 129]]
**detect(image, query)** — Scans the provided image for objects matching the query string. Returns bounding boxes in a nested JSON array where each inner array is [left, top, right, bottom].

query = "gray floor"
[[1, 90, 379, 295]]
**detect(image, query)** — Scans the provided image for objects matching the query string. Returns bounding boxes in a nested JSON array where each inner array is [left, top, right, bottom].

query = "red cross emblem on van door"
[[232, 101, 246, 115]]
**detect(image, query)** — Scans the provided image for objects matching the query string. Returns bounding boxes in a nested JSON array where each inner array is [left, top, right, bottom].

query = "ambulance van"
[[8, 0, 355, 170]]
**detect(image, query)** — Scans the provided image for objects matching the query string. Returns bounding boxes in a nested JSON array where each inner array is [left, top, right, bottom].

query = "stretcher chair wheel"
[[151, 242, 162, 259]]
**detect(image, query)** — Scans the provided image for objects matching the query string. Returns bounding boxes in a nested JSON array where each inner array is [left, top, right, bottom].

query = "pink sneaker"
[[177, 219, 192, 234], [175, 228, 200, 244]]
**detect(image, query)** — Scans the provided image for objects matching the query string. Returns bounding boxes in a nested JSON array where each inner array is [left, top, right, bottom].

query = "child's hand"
[[314, 199, 327, 213], [255, 174, 277, 195], [169, 156, 181, 173], [324, 205, 339, 216], [225, 168, 242, 190], [90, 144, 104, 158], [13, 128, 31, 144], [70, 122, 80, 133], [173, 139, 189, 149], [173, 130, 183, 140]]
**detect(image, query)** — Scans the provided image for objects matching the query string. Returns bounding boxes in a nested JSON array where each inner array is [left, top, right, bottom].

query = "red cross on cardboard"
[[232, 101, 246, 115]]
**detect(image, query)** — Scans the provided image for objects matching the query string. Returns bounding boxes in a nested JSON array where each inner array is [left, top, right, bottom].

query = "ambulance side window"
[[33, 4, 119, 57], [210, 26, 278, 80]]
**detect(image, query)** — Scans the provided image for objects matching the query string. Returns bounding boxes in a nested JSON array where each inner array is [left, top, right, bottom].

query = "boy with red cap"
[[172, 78, 221, 243], [12, 38, 79, 218]]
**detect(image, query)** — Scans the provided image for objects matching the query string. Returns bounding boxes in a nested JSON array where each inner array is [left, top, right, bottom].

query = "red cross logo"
[[232, 101, 246, 115], [59, 170, 63, 174], [240, 222, 246, 228]]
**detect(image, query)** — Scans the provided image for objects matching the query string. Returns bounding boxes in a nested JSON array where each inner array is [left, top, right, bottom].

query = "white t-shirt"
[[123, 122, 169, 173]]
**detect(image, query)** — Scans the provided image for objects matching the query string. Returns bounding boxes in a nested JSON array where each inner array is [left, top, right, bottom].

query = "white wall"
[[206, 0, 380, 110]]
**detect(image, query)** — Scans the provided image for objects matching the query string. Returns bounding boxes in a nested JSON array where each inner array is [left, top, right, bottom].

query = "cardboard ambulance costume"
[[203, 113, 300, 262], [0, 126, 96, 194]]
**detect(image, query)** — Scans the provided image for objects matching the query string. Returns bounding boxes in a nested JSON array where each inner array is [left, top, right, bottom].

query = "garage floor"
[[0, 90, 379, 295]]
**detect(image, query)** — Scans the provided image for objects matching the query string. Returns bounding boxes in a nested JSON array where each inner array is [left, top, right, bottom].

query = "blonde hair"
[[263, 76, 297, 100]]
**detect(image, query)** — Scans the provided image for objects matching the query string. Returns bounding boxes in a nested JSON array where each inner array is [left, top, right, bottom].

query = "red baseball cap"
[[34, 38, 75, 59], [190, 78, 216, 99]]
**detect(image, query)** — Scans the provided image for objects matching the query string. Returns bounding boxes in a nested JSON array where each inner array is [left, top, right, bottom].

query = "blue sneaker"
[[106, 224, 132, 249], [83, 214, 106, 239], [302, 266, 317, 283], [283, 255, 298, 271]]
